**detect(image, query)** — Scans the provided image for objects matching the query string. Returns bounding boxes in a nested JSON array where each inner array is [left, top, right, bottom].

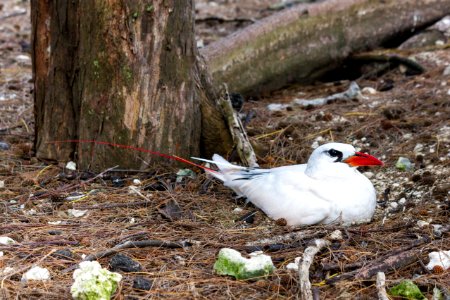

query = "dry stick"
[[376, 272, 389, 300], [219, 85, 258, 168], [298, 239, 331, 300], [84, 240, 189, 261]]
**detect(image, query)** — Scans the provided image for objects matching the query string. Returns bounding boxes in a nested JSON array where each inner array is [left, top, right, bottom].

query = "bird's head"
[[308, 143, 383, 168]]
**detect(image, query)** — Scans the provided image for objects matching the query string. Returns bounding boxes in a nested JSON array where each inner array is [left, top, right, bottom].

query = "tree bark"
[[201, 0, 450, 95], [32, 0, 231, 170]]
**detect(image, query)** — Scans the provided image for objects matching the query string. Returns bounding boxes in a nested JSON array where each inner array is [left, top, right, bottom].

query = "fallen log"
[[201, 0, 450, 95]]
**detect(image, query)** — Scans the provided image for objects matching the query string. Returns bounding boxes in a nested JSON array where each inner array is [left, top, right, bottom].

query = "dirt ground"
[[0, 1, 449, 299]]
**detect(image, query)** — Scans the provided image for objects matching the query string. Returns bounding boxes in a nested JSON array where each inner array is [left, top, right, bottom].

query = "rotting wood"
[[201, 0, 450, 95]]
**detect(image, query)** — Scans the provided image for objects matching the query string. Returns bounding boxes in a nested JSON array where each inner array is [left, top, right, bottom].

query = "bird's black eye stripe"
[[327, 149, 343, 162]]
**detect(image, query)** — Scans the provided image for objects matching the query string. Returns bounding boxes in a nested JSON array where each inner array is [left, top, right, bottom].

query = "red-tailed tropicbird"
[[194, 143, 383, 226]]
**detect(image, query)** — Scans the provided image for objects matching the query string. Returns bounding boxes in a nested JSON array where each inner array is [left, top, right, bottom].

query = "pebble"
[[0, 181, 4, 189], [363, 172, 374, 179], [417, 220, 430, 228], [53, 249, 73, 259], [389, 202, 399, 209], [413, 143, 424, 154], [109, 253, 142, 272], [21, 266, 51, 282], [399, 198, 407, 205], [0, 142, 10, 151], [329, 230, 343, 241], [133, 276, 153, 290], [362, 87, 377, 94]]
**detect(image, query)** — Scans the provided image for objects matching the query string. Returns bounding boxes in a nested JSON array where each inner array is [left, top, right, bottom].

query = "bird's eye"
[[327, 149, 343, 162]]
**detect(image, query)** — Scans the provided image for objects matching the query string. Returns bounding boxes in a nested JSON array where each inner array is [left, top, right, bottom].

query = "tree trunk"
[[31, 0, 231, 170], [201, 0, 450, 95]]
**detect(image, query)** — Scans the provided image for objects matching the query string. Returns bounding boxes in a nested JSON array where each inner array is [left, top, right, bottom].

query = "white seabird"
[[195, 143, 383, 226]]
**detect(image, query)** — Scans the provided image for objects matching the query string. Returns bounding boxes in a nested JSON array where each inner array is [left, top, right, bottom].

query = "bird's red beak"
[[344, 152, 384, 167]]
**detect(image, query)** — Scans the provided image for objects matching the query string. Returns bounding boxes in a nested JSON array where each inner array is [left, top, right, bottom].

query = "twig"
[[219, 84, 258, 167], [298, 239, 330, 300], [84, 239, 189, 261], [246, 229, 326, 246], [196, 16, 255, 23], [376, 272, 389, 300]]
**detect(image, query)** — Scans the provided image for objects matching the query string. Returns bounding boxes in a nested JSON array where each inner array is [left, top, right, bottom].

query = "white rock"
[[416, 220, 430, 228], [413, 143, 424, 154], [267, 103, 288, 111], [0, 251, 3, 257], [398, 198, 407, 205], [0, 181, 4, 189], [286, 257, 302, 271], [48, 220, 62, 225], [67, 209, 88, 218], [311, 141, 319, 149], [389, 202, 398, 209], [233, 207, 243, 213], [444, 65, 450, 76], [363, 172, 374, 179], [21, 266, 51, 282], [65, 161, 77, 171], [329, 230, 343, 241], [0, 267, 14, 276], [0, 237, 17, 245], [132, 179, 141, 185], [15, 54, 30, 63], [426, 250, 450, 270], [362, 87, 377, 94]]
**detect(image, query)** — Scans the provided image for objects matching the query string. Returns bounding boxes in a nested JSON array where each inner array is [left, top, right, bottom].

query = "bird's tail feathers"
[[191, 154, 246, 182]]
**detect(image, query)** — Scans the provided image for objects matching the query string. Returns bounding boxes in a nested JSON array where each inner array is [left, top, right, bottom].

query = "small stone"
[[67, 209, 87, 218], [329, 230, 343, 241], [362, 87, 377, 95], [396, 157, 413, 171], [389, 202, 398, 209], [0, 142, 10, 151], [21, 266, 51, 282], [0, 237, 17, 245], [398, 198, 407, 205], [0, 181, 4, 189], [53, 249, 73, 259], [133, 276, 153, 290], [363, 171, 374, 179], [417, 220, 430, 228], [286, 257, 301, 271], [109, 253, 142, 273], [48, 230, 62, 235], [132, 179, 141, 185], [443, 65, 450, 76], [65, 161, 77, 171], [413, 143, 424, 154]]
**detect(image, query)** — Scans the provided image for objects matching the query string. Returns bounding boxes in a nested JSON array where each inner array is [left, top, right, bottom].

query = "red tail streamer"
[[48, 140, 217, 173]]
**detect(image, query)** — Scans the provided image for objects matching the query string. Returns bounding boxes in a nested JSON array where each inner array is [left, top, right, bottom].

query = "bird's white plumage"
[[201, 143, 378, 226]]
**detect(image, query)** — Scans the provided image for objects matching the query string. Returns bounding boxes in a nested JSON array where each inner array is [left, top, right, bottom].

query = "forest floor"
[[0, 1, 449, 299]]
